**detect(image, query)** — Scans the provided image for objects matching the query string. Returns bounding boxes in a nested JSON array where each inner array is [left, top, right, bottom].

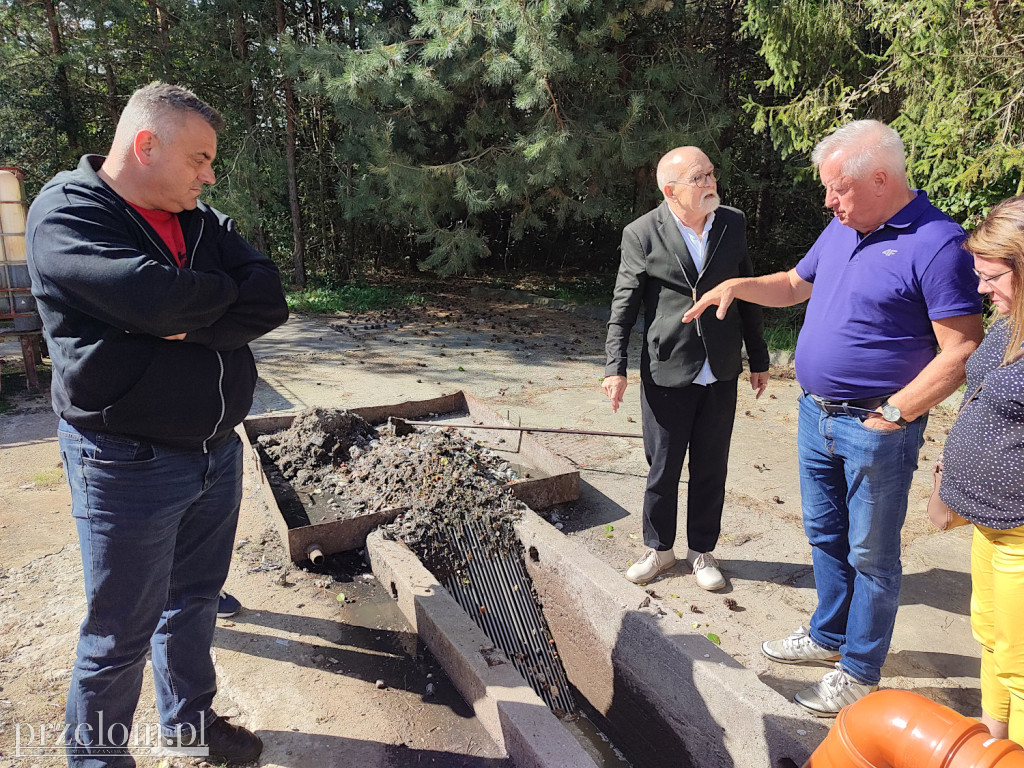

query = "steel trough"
[[243, 390, 580, 563]]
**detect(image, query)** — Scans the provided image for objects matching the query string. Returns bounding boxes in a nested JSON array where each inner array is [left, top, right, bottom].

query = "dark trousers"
[[59, 421, 243, 767], [640, 377, 738, 553]]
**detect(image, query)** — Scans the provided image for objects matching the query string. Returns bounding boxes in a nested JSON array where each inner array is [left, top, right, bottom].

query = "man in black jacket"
[[603, 146, 769, 589], [26, 83, 288, 767]]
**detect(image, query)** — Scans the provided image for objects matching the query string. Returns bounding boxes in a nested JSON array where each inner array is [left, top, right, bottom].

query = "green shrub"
[[286, 285, 426, 314]]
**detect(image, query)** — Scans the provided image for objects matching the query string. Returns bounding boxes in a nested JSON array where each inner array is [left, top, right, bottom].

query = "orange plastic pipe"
[[804, 689, 1024, 768]]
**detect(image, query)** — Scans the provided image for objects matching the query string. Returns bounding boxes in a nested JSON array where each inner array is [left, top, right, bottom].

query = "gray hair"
[[811, 120, 907, 183], [113, 82, 224, 149]]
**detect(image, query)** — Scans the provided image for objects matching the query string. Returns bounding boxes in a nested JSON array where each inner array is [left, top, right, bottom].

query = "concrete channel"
[[367, 511, 827, 768], [244, 392, 830, 767]]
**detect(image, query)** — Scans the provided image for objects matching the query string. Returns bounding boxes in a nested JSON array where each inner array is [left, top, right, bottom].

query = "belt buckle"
[[812, 395, 849, 416], [811, 394, 834, 413]]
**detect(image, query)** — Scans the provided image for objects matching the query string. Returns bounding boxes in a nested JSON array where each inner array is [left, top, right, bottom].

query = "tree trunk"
[[40, 0, 81, 153], [277, 0, 306, 287], [155, 5, 172, 81], [234, 5, 268, 254], [96, 1, 120, 129], [754, 132, 774, 254], [234, 9, 258, 133]]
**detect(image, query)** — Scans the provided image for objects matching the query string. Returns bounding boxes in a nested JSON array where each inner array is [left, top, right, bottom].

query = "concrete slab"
[[252, 313, 360, 361], [360, 505, 826, 768]]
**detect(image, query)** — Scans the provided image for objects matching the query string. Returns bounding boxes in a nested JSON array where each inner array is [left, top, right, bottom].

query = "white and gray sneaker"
[[625, 548, 675, 584], [761, 626, 841, 665], [794, 662, 878, 716]]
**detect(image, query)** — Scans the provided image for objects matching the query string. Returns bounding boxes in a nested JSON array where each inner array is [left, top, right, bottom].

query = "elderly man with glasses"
[[602, 146, 770, 591]]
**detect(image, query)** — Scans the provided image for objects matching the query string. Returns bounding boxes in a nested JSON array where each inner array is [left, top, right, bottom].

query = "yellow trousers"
[[972, 523, 1024, 744]]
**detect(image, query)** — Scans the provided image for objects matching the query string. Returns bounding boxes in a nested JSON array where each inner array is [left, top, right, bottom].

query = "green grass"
[[545, 278, 616, 306], [31, 467, 64, 487], [762, 306, 804, 353], [286, 284, 427, 314], [763, 323, 800, 353]]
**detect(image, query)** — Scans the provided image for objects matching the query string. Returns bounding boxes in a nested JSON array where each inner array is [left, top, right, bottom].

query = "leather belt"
[[805, 392, 890, 417]]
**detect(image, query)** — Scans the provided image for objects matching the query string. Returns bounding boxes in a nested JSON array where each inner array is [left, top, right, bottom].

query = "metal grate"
[[432, 514, 577, 716]]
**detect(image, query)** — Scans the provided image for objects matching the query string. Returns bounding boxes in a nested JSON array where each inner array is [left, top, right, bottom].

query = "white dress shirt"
[[670, 209, 717, 386]]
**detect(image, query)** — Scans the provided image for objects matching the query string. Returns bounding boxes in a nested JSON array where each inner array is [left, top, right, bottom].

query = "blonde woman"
[[940, 194, 1024, 743]]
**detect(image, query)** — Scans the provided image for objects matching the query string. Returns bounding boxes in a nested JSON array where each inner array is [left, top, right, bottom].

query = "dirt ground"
[[0, 281, 978, 767]]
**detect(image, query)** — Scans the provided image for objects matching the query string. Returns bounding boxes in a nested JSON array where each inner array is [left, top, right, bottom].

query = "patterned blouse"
[[940, 319, 1024, 529]]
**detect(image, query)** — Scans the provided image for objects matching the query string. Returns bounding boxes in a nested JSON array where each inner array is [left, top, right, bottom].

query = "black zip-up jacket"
[[605, 203, 769, 386], [26, 155, 289, 451]]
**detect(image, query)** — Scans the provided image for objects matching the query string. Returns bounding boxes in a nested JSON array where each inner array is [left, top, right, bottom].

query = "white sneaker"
[[761, 626, 841, 665], [794, 662, 878, 716], [625, 548, 675, 584], [687, 549, 726, 591]]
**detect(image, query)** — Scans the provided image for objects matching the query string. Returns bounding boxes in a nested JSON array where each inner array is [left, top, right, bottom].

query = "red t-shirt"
[[128, 203, 186, 267]]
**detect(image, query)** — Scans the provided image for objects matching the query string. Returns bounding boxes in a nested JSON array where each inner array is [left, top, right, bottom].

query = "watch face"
[[881, 403, 901, 422]]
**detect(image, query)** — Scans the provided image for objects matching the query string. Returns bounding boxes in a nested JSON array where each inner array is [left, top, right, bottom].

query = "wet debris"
[[479, 646, 505, 667], [256, 407, 527, 543], [257, 408, 375, 486]]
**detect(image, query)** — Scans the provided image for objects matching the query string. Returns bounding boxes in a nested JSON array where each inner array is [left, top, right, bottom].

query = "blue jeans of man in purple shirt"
[[796, 394, 928, 684]]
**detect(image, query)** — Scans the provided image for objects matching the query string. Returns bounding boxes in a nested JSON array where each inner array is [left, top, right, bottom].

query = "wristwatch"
[[880, 401, 907, 426]]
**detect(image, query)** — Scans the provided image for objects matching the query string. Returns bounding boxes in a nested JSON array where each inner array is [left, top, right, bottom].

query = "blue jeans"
[[58, 420, 242, 768], [797, 394, 927, 685]]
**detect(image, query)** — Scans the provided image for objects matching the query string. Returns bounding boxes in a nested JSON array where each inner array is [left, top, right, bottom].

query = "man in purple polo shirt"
[[684, 120, 983, 715]]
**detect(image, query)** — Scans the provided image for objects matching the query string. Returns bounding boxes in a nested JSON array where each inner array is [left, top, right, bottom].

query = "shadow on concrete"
[[719, 561, 970, 615], [0, 406, 58, 447], [577, 612, 817, 768], [255, 729, 512, 767], [887, 648, 979, 680], [385, 740, 511, 767], [901, 567, 971, 615], [598, 612, 719, 768], [904, 684, 980, 716], [559, 479, 632, 531], [215, 608, 478, 721], [251, 375, 300, 414], [722, 559, 815, 588]]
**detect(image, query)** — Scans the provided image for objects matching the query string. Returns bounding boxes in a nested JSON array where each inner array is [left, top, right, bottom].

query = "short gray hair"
[[811, 120, 907, 183], [116, 82, 224, 144]]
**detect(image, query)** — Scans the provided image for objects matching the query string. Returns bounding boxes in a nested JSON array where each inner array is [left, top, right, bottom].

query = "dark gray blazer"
[[605, 202, 769, 388]]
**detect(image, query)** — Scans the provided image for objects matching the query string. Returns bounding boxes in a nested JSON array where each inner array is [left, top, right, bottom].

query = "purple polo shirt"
[[794, 191, 981, 400]]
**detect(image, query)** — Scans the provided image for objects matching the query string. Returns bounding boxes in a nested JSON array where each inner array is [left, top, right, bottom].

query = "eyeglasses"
[[972, 267, 1013, 285], [671, 170, 716, 188]]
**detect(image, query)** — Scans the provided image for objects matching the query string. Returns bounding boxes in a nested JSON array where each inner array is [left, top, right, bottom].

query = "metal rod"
[[400, 420, 642, 439], [465, 514, 575, 713], [487, 527, 575, 711], [432, 513, 576, 713]]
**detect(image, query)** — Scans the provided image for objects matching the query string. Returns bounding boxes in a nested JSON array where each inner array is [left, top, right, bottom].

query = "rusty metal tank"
[[0, 167, 40, 332]]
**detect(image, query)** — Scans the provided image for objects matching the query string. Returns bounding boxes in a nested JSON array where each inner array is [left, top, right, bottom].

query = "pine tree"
[[743, 0, 1024, 222]]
